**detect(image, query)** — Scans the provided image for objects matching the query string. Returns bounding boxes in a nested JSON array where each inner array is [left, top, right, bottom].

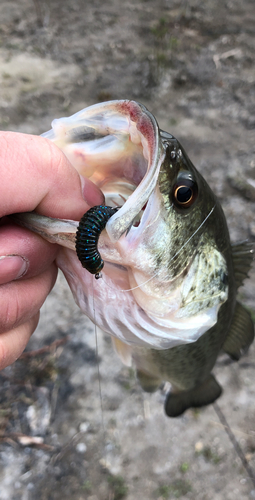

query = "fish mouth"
[[42, 100, 166, 241]]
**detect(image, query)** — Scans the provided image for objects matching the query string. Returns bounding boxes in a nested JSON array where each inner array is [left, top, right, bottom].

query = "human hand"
[[0, 131, 104, 370]]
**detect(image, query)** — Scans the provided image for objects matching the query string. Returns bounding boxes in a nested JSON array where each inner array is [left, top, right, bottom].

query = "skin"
[[0, 131, 104, 370]]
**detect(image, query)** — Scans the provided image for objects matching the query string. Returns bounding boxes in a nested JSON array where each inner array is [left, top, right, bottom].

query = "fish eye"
[[172, 177, 198, 208]]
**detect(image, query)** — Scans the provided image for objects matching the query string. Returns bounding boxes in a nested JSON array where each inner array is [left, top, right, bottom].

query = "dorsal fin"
[[231, 241, 254, 289]]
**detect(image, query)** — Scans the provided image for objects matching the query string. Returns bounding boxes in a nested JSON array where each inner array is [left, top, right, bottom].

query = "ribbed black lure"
[[75, 205, 119, 278]]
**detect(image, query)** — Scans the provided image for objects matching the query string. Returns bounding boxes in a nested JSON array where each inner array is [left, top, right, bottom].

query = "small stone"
[[99, 458, 111, 470], [79, 422, 90, 433], [21, 470, 32, 481], [195, 441, 204, 452], [76, 442, 87, 453]]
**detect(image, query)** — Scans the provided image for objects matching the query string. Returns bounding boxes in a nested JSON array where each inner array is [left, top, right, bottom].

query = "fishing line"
[[213, 401, 255, 488], [92, 277, 106, 438], [100, 204, 216, 293]]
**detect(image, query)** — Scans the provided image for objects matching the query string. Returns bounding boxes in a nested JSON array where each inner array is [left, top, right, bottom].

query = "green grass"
[[81, 480, 92, 492], [107, 474, 128, 500], [180, 462, 189, 473], [151, 17, 169, 40], [196, 445, 221, 465], [156, 479, 192, 498]]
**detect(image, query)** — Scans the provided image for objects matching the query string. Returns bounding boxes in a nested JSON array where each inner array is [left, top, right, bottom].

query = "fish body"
[[13, 100, 254, 416]]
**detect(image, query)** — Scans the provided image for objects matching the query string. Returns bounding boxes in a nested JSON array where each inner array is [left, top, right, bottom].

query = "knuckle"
[[45, 139, 65, 180], [0, 287, 21, 333]]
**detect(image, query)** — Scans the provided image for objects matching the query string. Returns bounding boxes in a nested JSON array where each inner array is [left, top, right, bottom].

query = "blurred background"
[[0, 1, 255, 499]]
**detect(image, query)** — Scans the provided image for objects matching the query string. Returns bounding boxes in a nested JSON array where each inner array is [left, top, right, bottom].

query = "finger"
[[0, 313, 40, 370], [0, 263, 57, 334], [0, 132, 104, 221], [0, 224, 58, 283]]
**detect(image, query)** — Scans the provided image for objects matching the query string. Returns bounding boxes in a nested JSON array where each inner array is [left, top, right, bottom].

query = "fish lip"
[[103, 100, 165, 242]]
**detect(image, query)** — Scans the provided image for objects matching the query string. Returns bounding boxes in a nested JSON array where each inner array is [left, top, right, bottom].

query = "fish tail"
[[164, 374, 222, 417]]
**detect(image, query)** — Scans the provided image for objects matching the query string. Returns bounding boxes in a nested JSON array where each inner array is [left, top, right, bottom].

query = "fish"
[[12, 100, 254, 417]]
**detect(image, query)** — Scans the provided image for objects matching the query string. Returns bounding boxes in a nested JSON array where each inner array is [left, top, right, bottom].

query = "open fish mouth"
[[42, 100, 165, 241], [12, 100, 229, 351]]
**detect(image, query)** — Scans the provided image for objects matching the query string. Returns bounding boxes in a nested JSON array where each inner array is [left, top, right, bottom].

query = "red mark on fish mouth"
[[75, 151, 86, 160], [133, 202, 147, 227], [116, 100, 141, 122], [116, 100, 156, 158]]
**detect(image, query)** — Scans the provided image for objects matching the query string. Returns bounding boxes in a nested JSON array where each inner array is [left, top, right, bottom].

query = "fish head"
[[104, 125, 230, 349], [16, 101, 230, 350]]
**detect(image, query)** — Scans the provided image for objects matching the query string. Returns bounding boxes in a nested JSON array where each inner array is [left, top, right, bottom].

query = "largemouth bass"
[[12, 100, 254, 417]]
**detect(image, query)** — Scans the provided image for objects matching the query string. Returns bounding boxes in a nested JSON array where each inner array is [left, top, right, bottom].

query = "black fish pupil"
[[176, 186, 192, 203]]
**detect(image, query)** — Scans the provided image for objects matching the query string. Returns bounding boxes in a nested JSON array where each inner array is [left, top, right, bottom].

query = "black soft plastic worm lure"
[[75, 205, 119, 278]]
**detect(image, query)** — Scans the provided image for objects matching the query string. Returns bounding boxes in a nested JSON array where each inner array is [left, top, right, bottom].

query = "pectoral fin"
[[164, 374, 222, 418], [223, 301, 254, 360]]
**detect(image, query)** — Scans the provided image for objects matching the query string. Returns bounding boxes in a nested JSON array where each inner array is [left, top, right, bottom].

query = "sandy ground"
[[0, 0, 255, 499]]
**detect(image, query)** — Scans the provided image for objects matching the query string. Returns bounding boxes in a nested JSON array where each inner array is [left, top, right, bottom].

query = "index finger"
[[0, 132, 104, 220]]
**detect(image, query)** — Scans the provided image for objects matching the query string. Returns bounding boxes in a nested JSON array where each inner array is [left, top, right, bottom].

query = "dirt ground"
[[0, 0, 255, 499]]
